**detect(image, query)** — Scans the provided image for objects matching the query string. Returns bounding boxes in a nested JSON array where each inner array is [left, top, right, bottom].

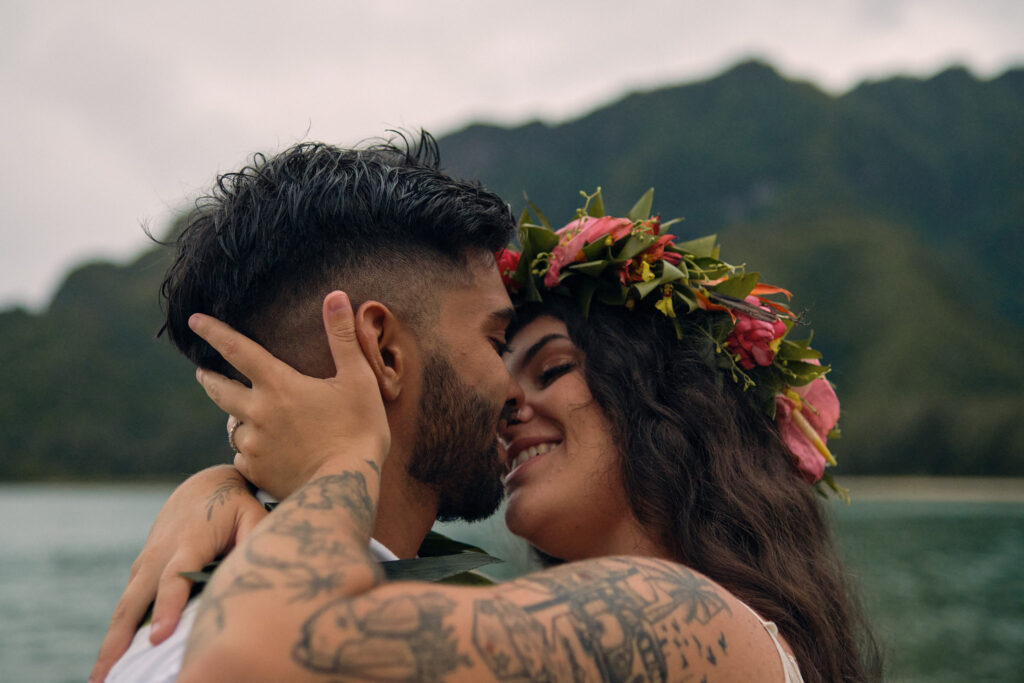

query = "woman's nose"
[[507, 400, 533, 425]]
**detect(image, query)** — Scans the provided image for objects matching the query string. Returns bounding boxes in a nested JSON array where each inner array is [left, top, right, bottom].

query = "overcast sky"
[[2, 0, 1021, 310]]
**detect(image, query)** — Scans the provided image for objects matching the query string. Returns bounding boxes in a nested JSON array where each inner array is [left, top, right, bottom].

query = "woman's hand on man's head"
[[189, 290, 391, 500]]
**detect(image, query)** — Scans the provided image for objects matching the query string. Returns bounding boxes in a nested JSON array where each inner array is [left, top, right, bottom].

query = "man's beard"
[[409, 351, 505, 522]]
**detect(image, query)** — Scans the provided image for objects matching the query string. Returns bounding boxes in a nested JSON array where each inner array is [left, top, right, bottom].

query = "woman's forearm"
[[178, 460, 383, 681]]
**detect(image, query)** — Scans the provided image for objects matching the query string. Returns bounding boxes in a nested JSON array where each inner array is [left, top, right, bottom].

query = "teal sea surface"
[[1, 481, 1021, 682], [833, 498, 1024, 681]]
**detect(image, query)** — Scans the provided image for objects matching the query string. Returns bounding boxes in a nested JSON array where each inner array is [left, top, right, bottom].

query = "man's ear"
[[353, 301, 409, 401]]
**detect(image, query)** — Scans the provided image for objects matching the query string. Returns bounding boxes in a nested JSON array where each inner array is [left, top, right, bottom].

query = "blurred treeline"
[[1, 60, 1021, 480]]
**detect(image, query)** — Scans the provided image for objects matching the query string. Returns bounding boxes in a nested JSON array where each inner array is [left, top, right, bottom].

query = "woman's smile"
[[503, 439, 563, 485]]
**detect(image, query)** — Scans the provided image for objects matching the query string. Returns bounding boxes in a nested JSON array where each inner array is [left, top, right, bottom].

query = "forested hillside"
[[2, 60, 1021, 479]]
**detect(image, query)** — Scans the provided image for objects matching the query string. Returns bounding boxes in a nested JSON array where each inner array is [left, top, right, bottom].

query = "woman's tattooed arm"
[[178, 463, 772, 683], [179, 465, 385, 679]]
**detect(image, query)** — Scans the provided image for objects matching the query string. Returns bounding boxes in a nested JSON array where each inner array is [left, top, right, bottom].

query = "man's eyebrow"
[[488, 307, 517, 330], [519, 333, 572, 369]]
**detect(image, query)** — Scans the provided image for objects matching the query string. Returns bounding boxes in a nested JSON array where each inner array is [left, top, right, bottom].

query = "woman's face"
[[499, 315, 644, 560]]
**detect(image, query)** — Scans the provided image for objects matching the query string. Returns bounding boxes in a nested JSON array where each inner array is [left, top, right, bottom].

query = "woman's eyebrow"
[[519, 333, 572, 368]]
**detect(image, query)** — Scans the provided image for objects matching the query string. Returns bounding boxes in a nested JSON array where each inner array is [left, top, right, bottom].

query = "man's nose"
[[505, 371, 525, 410]]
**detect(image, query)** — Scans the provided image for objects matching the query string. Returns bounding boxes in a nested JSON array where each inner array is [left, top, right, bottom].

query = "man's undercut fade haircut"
[[160, 131, 515, 379]]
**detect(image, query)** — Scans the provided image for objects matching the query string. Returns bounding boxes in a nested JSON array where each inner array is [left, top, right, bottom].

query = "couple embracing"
[[92, 133, 880, 682]]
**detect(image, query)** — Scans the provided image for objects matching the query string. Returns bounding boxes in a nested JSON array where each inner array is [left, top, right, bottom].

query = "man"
[[93, 134, 523, 681]]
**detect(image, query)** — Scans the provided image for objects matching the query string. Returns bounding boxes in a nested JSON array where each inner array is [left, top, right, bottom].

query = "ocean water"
[[1, 482, 1021, 682], [0, 484, 175, 683], [833, 500, 1024, 682]]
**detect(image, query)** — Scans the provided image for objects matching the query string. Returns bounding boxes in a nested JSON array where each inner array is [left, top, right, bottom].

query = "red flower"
[[724, 296, 786, 369], [775, 373, 839, 483], [495, 248, 521, 291]]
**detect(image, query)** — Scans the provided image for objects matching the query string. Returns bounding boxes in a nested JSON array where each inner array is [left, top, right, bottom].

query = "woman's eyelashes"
[[538, 362, 576, 388]]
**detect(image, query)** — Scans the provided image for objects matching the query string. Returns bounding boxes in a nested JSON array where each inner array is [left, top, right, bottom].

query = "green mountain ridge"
[[2, 59, 1021, 479]]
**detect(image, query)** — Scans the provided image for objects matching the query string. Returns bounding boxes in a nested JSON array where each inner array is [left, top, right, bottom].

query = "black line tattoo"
[[194, 570, 274, 634], [240, 508, 370, 602], [185, 570, 274, 663], [293, 593, 471, 681], [290, 472, 375, 534], [205, 478, 249, 521], [189, 471, 380, 644], [472, 558, 731, 682]]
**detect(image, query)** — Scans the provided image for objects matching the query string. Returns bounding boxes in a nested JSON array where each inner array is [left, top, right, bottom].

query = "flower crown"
[[496, 188, 847, 500]]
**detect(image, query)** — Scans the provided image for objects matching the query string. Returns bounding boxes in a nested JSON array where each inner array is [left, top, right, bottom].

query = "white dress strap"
[[736, 599, 805, 683]]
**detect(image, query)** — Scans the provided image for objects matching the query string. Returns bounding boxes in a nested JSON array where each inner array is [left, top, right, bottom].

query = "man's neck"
[[371, 458, 439, 558]]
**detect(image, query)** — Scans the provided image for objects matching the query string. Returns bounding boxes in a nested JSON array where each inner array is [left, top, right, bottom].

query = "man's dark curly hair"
[[160, 131, 515, 380]]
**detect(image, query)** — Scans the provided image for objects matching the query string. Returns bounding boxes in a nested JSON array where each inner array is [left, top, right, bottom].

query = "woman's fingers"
[[188, 313, 283, 385], [322, 291, 385, 397], [321, 291, 391, 462], [89, 574, 155, 682], [195, 367, 251, 418], [149, 550, 203, 644], [322, 291, 361, 372]]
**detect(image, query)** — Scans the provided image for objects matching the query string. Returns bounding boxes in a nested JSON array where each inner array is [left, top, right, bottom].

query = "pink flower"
[[775, 375, 840, 483], [495, 248, 522, 291], [724, 296, 787, 369], [544, 216, 633, 287]]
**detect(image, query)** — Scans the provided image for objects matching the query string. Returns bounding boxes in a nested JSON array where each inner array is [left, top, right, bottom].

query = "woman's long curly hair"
[[511, 297, 882, 683]]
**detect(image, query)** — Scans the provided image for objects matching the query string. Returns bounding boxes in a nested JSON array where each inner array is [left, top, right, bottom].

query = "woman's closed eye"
[[538, 362, 576, 388]]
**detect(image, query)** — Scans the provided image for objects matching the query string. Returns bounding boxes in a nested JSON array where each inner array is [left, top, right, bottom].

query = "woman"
[[500, 302, 874, 681], [491, 193, 877, 680], [96, 190, 879, 682]]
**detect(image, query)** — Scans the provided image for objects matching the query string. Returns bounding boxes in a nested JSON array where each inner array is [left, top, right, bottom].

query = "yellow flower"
[[654, 285, 676, 318]]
